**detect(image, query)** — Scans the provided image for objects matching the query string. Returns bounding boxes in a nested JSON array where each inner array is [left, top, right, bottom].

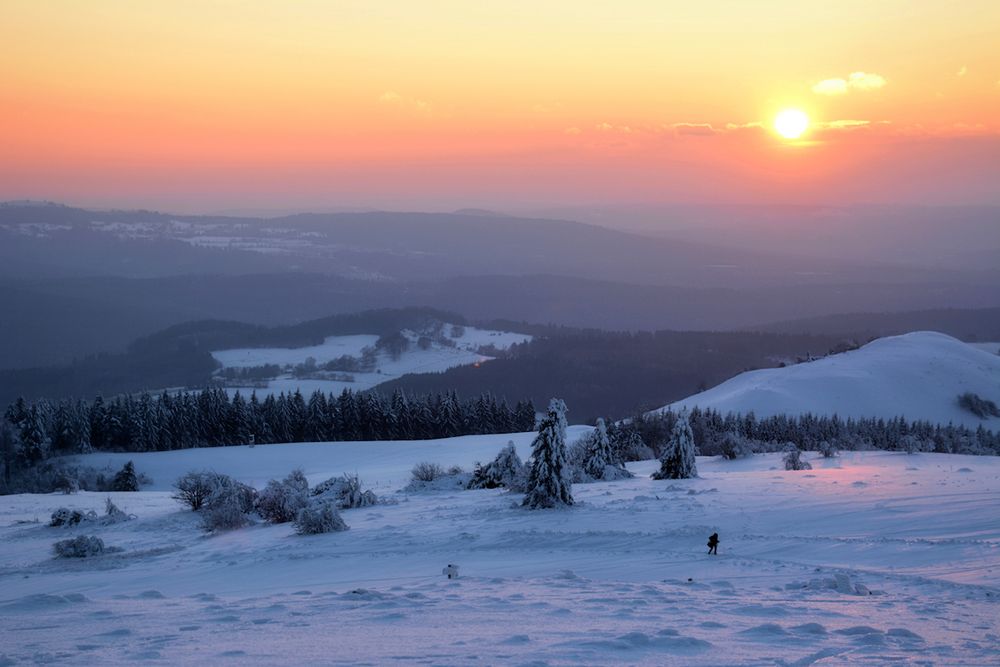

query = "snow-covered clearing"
[[211, 325, 531, 398], [668, 331, 1000, 430], [2, 434, 999, 665], [211, 334, 379, 369]]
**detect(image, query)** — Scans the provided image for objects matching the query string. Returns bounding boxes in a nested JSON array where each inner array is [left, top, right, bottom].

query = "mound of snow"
[[664, 332, 1000, 429]]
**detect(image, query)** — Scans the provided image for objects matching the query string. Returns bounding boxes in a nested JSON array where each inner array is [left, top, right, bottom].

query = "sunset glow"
[[1, 1, 999, 210], [774, 110, 809, 140]]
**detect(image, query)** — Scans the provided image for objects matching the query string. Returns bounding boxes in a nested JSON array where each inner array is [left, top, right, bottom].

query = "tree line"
[[633, 408, 1000, 457], [2, 388, 537, 470]]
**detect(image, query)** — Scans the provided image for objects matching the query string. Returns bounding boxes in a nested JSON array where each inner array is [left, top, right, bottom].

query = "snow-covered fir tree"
[[583, 418, 612, 479], [652, 410, 698, 480], [576, 418, 633, 481], [468, 440, 526, 490], [522, 399, 574, 509]]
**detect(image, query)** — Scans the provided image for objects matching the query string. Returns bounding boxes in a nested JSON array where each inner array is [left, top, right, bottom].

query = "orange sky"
[[2, 1, 999, 211]]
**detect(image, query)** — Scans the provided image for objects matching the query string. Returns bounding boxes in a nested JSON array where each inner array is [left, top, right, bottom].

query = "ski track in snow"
[[2, 444, 999, 665]]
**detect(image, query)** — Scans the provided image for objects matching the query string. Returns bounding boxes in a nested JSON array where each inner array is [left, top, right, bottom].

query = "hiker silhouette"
[[707, 532, 719, 555]]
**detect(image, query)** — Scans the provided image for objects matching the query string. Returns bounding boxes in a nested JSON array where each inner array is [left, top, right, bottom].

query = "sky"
[[1, 1, 999, 212]]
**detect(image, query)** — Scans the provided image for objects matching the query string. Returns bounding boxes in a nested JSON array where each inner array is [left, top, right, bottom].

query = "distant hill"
[[0, 201, 963, 287], [664, 332, 1000, 429]]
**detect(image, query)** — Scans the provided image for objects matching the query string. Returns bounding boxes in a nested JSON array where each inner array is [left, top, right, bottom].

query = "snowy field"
[[211, 326, 531, 398], [968, 341, 1000, 356], [668, 332, 1000, 430], [2, 433, 999, 665]]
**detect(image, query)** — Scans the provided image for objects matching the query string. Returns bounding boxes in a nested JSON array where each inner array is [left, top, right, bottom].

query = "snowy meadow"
[[2, 431, 998, 665]]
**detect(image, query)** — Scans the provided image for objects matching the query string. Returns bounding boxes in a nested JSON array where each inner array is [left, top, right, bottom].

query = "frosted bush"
[[411, 462, 445, 482], [53, 535, 105, 558], [50, 508, 97, 527], [103, 498, 132, 524], [719, 432, 755, 460], [312, 474, 378, 509], [782, 444, 812, 471], [295, 501, 349, 535], [202, 490, 253, 532], [257, 469, 310, 524]]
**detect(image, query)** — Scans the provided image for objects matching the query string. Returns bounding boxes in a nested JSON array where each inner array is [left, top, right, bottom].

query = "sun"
[[774, 109, 809, 139]]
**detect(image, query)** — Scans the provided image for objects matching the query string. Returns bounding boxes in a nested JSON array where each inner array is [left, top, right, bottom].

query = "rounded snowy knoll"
[[664, 331, 1000, 429]]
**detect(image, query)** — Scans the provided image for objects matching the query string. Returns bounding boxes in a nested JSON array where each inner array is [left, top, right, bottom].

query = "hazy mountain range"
[[1, 202, 998, 371]]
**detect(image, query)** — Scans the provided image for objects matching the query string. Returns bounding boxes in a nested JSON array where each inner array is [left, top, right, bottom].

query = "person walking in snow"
[[707, 532, 719, 555]]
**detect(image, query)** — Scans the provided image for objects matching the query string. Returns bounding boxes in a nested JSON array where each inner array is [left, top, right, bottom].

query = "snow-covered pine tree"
[[110, 461, 139, 492], [468, 440, 526, 490], [582, 418, 613, 479], [651, 410, 698, 480], [522, 399, 574, 509]]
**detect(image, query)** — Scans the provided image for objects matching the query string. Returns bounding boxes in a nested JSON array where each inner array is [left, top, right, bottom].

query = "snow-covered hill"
[[2, 438, 998, 665], [665, 331, 1000, 429]]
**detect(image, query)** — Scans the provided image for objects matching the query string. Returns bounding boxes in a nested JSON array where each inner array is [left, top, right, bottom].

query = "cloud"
[[564, 127, 582, 135], [672, 122, 719, 136], [819, 119, 878, 130], [847, 71, 887, 91], [957, 65, 968, 77], [378, 91, 432, 116], [596, 122, 633, 133], [813, 78, 848, 95], [812, 71, 886, 95]]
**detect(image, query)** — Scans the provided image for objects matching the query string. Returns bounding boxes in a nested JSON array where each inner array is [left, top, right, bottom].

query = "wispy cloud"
[[812, 78, 849, 95], [596, 122, 633, 134], [672, 122, 719, 136], [847, 71, 887, 91], [957, 65, 968, 77], [812, 71, 887, 95], [378, 91, 432, 116]]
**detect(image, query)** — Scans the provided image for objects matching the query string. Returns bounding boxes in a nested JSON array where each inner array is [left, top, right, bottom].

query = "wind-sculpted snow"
[[1, 442, 999, 665], [668, 331, 1000, 429]]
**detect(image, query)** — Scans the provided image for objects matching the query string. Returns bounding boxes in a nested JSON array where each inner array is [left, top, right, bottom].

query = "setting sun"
[[774, 109, 810, 139]]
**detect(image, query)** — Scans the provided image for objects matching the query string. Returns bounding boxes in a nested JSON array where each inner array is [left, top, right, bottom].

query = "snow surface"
[[211, 325, 531, 398], [2, 434, 999, 665], [211, 334, 379, 369], [968, 341, 1000, 356], [667, 331, 1000, 429]]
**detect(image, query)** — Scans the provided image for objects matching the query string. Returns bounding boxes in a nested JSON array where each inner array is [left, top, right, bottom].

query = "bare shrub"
[[411, 462, 445, 482]]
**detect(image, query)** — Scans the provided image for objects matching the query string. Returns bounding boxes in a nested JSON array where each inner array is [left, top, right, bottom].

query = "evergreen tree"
[[18, 404, 50, 467], [468, 440, 526, 490], [652, 410, 698, 480], [582, 418, 614, 479], [522, 399, 574, 509], [111, 461, 140, 492]]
